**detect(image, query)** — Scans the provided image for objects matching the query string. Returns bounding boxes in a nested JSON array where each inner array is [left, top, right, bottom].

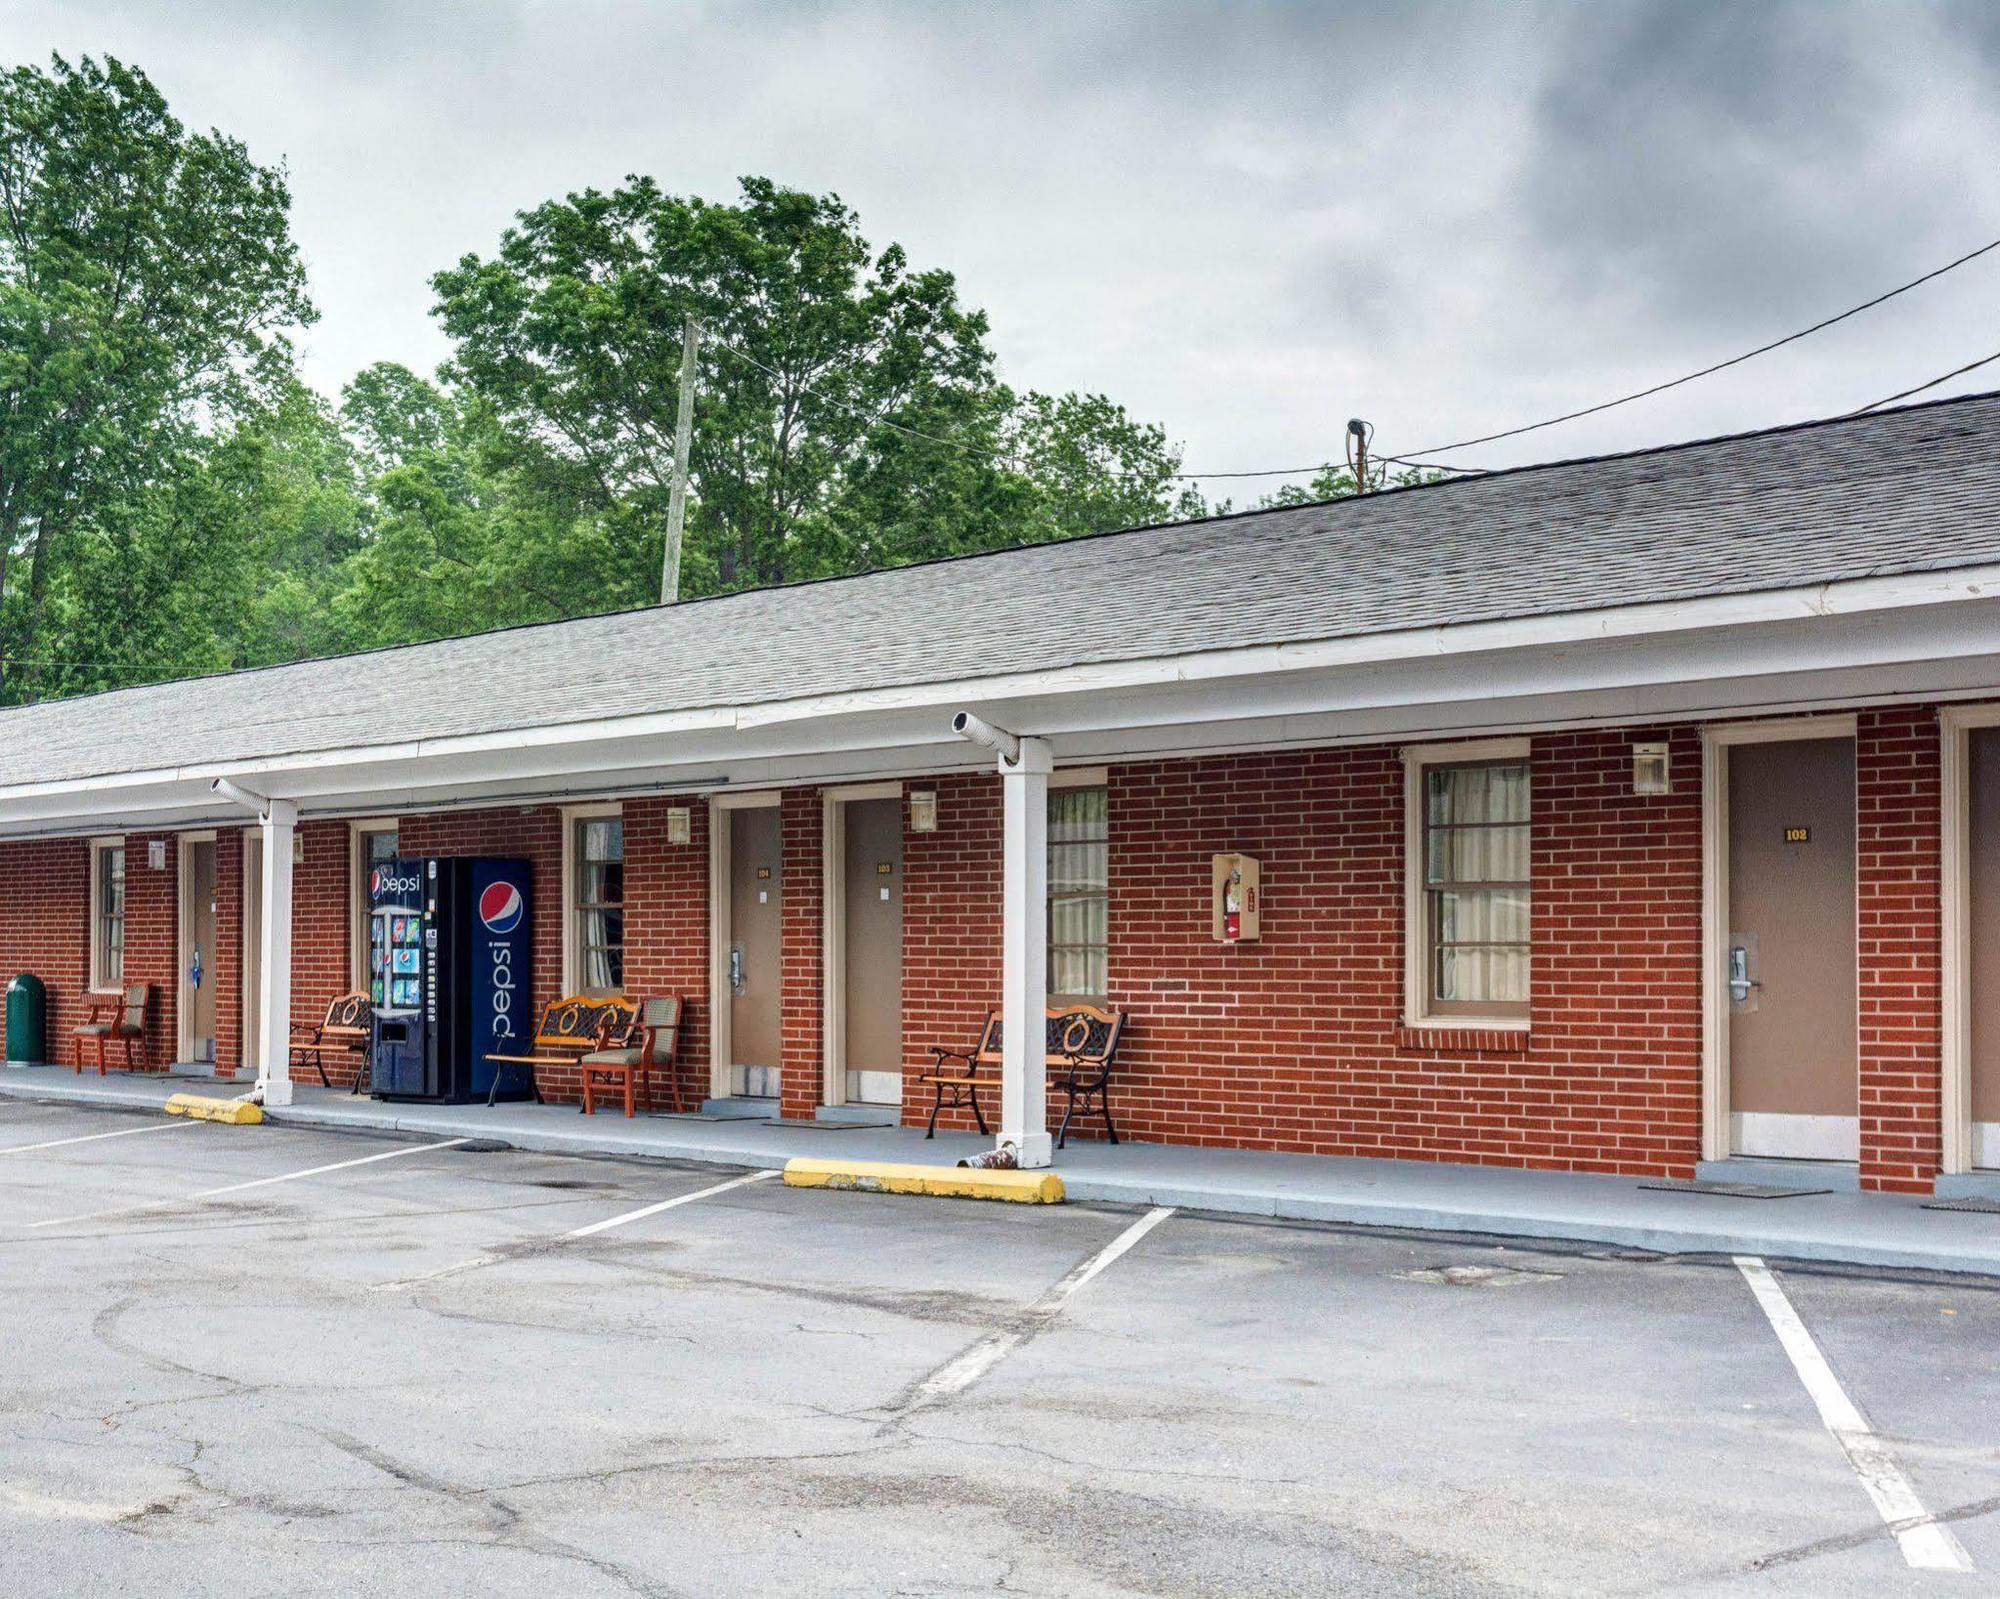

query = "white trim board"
[[1939, 704, 2000, 1174], [1975, 1122, 2000, 1170]]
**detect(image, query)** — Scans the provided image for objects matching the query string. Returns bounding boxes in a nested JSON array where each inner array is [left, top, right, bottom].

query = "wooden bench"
[[921, 1002, 1127, 1148], [484, 994, 638, 1107], [291, 991, 373, 1093], [72, 982, 149, 1074], [579, 996, 685, 1118]]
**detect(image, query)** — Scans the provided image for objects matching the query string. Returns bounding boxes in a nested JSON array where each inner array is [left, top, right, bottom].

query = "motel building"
[[5, 392, 2000, 1197]]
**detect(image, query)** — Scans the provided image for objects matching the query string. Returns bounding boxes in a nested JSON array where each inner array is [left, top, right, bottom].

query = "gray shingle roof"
[[5, 392, 2000, 788]]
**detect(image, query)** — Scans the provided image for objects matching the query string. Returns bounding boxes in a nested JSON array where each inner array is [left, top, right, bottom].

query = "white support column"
[[998, 736, 1054, 1168], [255, 799, 297, 1107]]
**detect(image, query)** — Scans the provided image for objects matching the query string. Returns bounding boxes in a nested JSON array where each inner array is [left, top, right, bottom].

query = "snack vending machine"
[[368, 856, 533, 1103]]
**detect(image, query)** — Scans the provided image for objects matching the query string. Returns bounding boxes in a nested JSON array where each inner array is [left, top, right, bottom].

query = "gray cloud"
[[3, 0, 1996, 485]]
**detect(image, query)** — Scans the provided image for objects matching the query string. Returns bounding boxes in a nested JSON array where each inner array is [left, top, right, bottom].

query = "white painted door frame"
[[1939, 702, 2000, 1173], [819, 782, 903, 1109], [707, 790, 782, 1102], [174, 831, 217, 1065], [1699, 714, 1859, 1163]]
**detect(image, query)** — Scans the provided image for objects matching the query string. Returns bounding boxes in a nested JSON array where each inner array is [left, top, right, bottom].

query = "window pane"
[[1425, 824, 1529, 885], [575, 817, 624, 991], [580, 858, 624, 908], [1047, 787, 1108, 996], [366, 829, 400, 865], [1434, 888, 1529, 944], [582, 819, 624, 864], [1424, 760, 1529, 1011], [1435, 945, 1528, 1004], [1427, 763, 1528, 825]]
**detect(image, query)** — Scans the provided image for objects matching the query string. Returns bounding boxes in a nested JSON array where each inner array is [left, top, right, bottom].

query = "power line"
[[1400, 233, 2000, 458], [1848, 346, 2000, 415]]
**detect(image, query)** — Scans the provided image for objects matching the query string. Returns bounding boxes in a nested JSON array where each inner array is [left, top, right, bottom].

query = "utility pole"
[[1346, 417, 1371, 494], [660, 314, 701, 604]]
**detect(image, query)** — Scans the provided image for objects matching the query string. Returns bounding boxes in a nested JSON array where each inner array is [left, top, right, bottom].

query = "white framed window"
[[89, 837, 126, 991], [348, 820, 400, 992], [563, 803, 625, 994], [1403, 739, 1531, 1027], [1048, 783, 1109, 998]]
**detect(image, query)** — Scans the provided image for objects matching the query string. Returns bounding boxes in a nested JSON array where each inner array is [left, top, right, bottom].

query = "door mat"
[[1922, 1196, 2000, 1214], [769, 1118, 878, 1131], [1639, 1178, 1832, 1199], [648, 1111, 771, 1122]]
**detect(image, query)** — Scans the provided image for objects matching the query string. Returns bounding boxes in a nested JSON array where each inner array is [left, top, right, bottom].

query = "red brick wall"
[[901, 773, 1004, 1131], [1856, 706, 1944, 1192], [0, 702, 1975, 1188], [778, 790, 825, 1119], [0, 836, 90, 1065], [623, 796, 712, 1111], [285, 820, 355, 1081]]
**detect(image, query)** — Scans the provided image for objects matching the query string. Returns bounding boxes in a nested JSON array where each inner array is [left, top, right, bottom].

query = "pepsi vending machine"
[[368, 857, 532, 1103]]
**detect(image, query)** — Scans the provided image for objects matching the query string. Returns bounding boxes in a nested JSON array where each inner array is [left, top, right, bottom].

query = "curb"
[[783, 1157, 1064, 1204]]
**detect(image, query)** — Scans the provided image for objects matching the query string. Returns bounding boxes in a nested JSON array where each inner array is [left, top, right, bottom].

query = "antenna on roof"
[[1345, 418, 1372, 494]]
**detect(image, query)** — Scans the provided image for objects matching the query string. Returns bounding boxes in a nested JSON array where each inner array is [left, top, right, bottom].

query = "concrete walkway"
[[6, 1065, 1998, 1277]]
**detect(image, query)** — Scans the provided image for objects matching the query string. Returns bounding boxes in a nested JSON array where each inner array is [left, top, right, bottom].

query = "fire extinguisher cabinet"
[[6, 974, 47, 1065]]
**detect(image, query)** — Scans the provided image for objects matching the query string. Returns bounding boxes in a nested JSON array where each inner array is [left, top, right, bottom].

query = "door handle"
[[1728, 943, 1762, 1005]]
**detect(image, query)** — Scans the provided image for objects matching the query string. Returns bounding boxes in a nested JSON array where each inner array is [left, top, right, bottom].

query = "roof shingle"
[[4, 393, 1998, 787]]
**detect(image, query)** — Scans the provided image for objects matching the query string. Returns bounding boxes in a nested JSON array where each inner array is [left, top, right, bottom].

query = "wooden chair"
[[580, 996, 684, 1117], [484, 993, 637, 1107], [72, 982, 149, 1075], [290, 991, 374, 1093], [920, 1002, 1128, 1147]]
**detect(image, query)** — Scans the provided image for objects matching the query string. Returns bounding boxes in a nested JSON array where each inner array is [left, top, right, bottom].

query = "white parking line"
[[563, 1169, 777, 1238], [0, 1120, 199, 1155], [1735, 1256, 1974, 1573], [913, 1205, 1175, 1407], [26, 1137, 472, 1230], [372, 1168, 780, 1291]]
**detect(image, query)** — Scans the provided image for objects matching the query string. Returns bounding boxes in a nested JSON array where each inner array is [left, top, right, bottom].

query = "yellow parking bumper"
[[164, 1093, 264, 1125], [782, 1157, 1062, 1204]]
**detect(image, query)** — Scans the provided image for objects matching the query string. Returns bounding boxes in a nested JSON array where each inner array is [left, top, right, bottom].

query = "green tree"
[[0, 53, 313, 701], [433, 176, 1205, 598]]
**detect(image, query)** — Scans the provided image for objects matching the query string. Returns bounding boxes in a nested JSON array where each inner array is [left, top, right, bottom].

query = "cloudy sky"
[[5, 1, 1997, 492]]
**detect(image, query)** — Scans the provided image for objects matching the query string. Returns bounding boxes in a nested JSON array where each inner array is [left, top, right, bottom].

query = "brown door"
[[729, 807, 783, 1097], [1968, 727, 2000, 1169], [184, 841, 218, 1064], [842, 798, 904, 1105], [1726, 737, 1858, 1160]]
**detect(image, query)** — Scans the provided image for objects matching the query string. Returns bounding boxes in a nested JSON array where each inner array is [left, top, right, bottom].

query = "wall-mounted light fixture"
[[665, 805, 692, 846], [909, 791, 939, 834], [1632, 740, 1670, 796]]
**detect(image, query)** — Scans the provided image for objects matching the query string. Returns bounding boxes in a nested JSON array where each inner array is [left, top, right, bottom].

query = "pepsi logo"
[[370, 868, 381, 895], [478, 880, 524, 934]]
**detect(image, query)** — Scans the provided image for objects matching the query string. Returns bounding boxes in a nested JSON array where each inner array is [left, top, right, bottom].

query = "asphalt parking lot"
[[0, 1099, 1995, 1598]]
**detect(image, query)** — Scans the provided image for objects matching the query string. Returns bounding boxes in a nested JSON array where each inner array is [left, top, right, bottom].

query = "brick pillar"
[[125, 831, 178, 1070], [1856, 705, 1944, 1193], [214, 829, 245, 1077], [779, 789, 824, 1119], [623, 796, 712, 1111]]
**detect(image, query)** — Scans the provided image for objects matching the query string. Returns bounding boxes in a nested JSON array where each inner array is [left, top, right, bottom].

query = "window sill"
[[1396, 1023, 1531, 1055]]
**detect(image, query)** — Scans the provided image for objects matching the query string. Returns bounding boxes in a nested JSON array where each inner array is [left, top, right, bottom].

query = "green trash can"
[[6, 974, 46, 1066]]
